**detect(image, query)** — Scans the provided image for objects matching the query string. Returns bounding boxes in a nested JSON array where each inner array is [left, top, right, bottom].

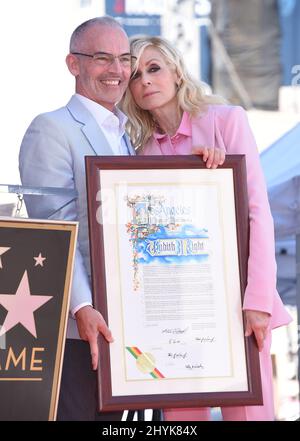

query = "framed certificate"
[[85, 155, 262, 411]]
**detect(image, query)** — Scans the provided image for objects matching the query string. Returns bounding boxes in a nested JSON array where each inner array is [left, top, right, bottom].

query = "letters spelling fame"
[[0, 220, 76, 421]]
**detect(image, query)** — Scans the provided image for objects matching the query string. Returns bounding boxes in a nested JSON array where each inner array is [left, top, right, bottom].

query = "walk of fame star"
[[0, 271, 52, 338], [34, 253, 46, 267]]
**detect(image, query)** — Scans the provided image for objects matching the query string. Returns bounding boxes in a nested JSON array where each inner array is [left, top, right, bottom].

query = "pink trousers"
[[164, 334, 274, 421]]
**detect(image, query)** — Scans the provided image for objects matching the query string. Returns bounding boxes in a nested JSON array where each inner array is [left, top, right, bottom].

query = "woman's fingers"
[[192, 146, 225, 168]]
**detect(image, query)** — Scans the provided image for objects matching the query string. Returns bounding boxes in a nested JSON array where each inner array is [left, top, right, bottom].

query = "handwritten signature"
[[185, 363, 204, 370], [168, 352, 188, 360], [162, 327, 188, 335], [195, 336, 215, 343]]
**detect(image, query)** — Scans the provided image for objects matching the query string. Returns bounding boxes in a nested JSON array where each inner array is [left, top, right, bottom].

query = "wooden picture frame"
[[85, 155, 262, 411]]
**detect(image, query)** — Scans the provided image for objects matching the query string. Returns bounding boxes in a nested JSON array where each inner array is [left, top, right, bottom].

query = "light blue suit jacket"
[[19, 95, 136, 338]]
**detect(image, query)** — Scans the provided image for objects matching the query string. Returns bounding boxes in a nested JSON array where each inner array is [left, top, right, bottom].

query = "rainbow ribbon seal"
[[126, 346, 165, 379]]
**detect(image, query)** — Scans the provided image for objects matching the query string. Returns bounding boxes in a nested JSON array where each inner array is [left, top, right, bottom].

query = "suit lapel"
[[81, 119, 113, 156], [66, 95, 114, 156]]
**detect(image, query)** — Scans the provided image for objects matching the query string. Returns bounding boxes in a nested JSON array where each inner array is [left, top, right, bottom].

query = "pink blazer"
[[139, 105, 291, 329]]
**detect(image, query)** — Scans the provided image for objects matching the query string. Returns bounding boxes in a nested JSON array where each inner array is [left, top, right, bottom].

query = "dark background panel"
[[0, 226, 71, 420]]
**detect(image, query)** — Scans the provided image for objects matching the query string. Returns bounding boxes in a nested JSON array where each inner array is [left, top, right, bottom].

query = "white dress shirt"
[[75, 93, 128, 155]]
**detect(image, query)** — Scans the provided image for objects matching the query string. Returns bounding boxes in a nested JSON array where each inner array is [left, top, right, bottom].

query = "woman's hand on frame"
[[192, 146, 225, 169]]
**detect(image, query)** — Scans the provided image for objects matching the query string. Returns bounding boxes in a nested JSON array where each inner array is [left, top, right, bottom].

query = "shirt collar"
[[75, 93, 127, 131], [153, 111, 192, 141], [114, 106, 127, 132]]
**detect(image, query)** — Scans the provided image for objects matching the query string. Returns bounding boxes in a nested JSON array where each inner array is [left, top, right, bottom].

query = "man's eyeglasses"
[[71, 51, 137, 67]]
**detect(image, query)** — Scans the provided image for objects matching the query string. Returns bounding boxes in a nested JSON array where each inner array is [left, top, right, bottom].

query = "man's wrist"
[[71, 302, 93, 318]]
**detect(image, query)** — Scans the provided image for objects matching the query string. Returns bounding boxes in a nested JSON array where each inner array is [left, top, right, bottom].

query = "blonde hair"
[[121, 36, 225, 149]]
